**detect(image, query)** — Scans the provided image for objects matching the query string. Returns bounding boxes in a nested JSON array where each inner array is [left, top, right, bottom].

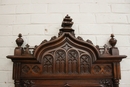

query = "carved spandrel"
[[62, 43, 71, 51], [80, 55, 91, 73]]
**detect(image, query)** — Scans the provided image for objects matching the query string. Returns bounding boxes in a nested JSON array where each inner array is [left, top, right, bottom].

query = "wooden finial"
[[59, 15, 75, 36], [109, 34, 119, 55], [16, 33, 24, 47], [109, 34, 117, 48], [61, 15, 73, 28]]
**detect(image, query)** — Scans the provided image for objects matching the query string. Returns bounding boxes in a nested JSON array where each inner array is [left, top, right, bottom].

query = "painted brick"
[[121, 59, 130, 70], [15, 15, 31, 24], [96, 14, 128, 23], [112, 25, 130, 34], [0, 25, 12, 35], [80, 3, 111, 12], [31, 0, 62, 4], [31, 14, 63, 23], [0, 15, 15, 24], [83, 0, 130, 3], [0, 5, 16, 14], [62, 0, 84, 3], [0, 36, 15, 47], [13, 25, 45, 35], [96, 35, 110, 46], [115, 36, 130, 47], [112, 4, 130, 13], [119, 47, 130, 58], [16, 4, 32, 13], [0, 71, 8, 82], [79, 24, 112, 35], [0, 48, 13, 58], [48, 4, 79, 12], [120, 71, 130, 84], [70, 14, 96, 23], [0, 59, 13, 70], [128, 15, 130, 23], [31, 4, 47, 13], [28, 36, 52, 46], [0, 83, 14, 87], [1, 0, 31, 4], [44, 24, 60, 35]]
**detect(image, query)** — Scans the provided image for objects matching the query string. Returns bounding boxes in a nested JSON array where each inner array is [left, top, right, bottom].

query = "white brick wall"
[[0, 0, 130, 87]]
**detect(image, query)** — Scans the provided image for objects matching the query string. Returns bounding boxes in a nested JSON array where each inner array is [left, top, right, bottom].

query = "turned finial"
[[59, 15, 75, 36], [109, 34, 117, 48], [16, 33, 24, 47], [61, 15, 73, 28]]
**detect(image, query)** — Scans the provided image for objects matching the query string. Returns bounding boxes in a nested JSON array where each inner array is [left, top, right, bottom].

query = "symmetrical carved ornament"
[[80, 55, 91, 73], [92, 65, 112, 75], [22, 65, 30, 74], [32, 65, 40, 73]]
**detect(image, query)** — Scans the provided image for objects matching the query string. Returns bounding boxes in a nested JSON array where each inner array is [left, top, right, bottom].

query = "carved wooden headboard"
[[7, 15, 126, 87]]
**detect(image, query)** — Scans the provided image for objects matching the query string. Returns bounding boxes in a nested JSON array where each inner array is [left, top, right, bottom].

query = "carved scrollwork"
[[86, 39, 93, 45], [41, 39, 48, 44], [21, 80, 34, 87], [80, 55, 91, 73], [43, 54, 53, 73], [77, 36, 84, 41], [50, 36, 57, 41]]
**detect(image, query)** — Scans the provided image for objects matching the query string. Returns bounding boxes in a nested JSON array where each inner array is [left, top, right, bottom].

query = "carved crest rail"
[[7, 15, 126, 87]]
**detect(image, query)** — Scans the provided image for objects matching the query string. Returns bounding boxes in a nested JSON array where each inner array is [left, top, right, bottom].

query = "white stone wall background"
[[0, 0, 130, 87]]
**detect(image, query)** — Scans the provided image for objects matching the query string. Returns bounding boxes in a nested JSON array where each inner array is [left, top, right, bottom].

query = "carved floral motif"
[[99, 79, 113, 87], [21, 80, 34, 87]]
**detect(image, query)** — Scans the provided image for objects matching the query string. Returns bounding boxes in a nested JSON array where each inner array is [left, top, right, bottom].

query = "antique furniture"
[[7, 15, 126, 87]]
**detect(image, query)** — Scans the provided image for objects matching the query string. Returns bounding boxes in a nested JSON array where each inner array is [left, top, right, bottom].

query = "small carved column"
[[113, 79, 119, 87], [13, 62, 21, 87]]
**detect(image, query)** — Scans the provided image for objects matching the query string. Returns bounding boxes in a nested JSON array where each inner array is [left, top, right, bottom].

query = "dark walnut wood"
[[7, 15, 126, 87]]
